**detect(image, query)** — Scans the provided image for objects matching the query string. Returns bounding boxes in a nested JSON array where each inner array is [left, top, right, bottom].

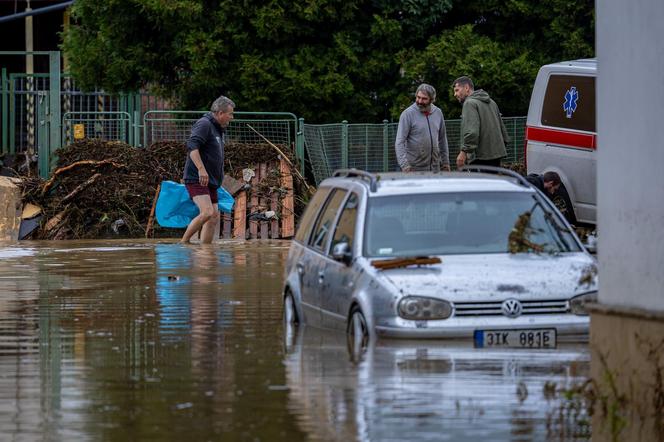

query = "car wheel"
[[283, 292, 299, 325], [347, 307, 369, 356]]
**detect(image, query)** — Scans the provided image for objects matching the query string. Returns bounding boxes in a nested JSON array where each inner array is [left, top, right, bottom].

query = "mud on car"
[[282, 167, 597, 350]]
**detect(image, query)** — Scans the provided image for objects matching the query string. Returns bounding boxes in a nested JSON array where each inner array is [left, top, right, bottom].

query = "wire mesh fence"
[[143, 111, 204, 146], [143, 111, 302, 162], [2, 69, 525, 184], [303, 117, 526, 184], [302, 124, 338, 184], [502, 117, 527, 164], [1, 73, 171, 153], [348, 124, 396, 173], [62, 111, 131, 145]]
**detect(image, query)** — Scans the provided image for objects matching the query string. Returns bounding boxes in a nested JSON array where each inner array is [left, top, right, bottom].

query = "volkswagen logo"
[[501, 299, 523, 318]]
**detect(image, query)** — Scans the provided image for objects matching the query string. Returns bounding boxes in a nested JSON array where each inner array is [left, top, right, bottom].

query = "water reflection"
[[0, 240, 589, 441], [0, 240, 301, 441], [155, 244, 235, 341], [283, 324, 590, 441]]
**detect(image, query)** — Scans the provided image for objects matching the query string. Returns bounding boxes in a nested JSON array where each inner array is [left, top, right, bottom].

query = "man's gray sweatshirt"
[[395, 103, 449, 171]]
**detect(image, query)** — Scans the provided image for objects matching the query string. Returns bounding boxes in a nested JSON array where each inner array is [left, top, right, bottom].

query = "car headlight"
[[569, 291, 598, 316], [398, 296, 453, 320]]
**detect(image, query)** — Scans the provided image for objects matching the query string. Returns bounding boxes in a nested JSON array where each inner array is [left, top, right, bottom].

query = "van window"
[[294, 187, 331, 243], [541, 75, 595, 132]]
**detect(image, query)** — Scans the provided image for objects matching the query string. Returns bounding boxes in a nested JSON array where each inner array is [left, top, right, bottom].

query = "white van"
[[525, 59, 596, 225]]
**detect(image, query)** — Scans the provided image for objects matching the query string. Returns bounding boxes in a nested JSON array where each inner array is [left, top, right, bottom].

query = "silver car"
[[282, 167, 597, 349]]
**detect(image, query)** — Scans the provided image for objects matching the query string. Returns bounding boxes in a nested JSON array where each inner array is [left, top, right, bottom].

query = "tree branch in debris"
[[41, 159, 125, 195]]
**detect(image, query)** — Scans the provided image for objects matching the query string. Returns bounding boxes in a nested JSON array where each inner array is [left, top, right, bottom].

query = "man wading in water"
[[180, 96, 235, 244]]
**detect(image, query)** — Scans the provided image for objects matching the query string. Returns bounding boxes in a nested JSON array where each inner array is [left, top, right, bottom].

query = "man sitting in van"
[[526, 171, 577, 226]]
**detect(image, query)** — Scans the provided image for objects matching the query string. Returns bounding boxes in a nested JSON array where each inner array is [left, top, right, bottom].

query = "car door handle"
[[296, 263, 304, 275], [318, 270, 325, 284]]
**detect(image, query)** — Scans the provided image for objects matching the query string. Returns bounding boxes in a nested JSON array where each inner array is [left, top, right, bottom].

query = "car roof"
[[321, 170, 535, 197]]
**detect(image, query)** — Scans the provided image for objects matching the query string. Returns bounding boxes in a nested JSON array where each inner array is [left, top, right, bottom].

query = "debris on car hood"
[[371, 256, 441, 270], [377, 253, 596, 299]]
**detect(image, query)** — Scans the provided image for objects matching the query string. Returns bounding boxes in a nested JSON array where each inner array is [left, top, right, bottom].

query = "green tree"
[[62, 0, 593, 122], [395, 0, 594, 118], [395, 24, 539, 119]]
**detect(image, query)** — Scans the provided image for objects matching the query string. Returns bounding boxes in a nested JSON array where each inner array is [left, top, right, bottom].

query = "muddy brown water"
[[0, 240, 590, 441]]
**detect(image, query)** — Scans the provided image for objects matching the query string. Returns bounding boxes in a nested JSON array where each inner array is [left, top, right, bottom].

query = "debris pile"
[[20, 139, 306, 239]]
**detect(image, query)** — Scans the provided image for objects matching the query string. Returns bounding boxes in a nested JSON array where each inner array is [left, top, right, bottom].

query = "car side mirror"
[[332, 242, 352, 265]]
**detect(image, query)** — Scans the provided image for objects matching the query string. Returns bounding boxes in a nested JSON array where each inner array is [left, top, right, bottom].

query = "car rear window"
[[541, 74, 595, 132], [294, 187, 330, 243], [309, 189, 348, 252], [364, 192, 581, 257]]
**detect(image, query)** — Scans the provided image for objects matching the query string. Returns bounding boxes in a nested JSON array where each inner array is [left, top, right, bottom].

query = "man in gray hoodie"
[[453, 76, 509, 169], [395, 83, 450, 172]]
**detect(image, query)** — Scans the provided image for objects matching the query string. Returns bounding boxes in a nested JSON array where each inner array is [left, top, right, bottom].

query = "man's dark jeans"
[[470, 158, 502, 167]]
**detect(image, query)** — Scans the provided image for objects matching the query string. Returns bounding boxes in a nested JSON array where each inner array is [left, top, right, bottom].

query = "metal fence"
[[302, 122, 397, 184], [62, 111, 132, 145], [1, 66, 526, 183], [1, 71, 171, 154], [144, 111, 305, 173], [303, 117, 526, 184]]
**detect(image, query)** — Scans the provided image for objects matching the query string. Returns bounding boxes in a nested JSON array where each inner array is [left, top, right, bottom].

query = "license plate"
[[473, 328, 557, 349]]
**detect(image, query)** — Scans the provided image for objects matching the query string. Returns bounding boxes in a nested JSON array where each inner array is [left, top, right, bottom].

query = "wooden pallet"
[[221, 158, 295, 239]]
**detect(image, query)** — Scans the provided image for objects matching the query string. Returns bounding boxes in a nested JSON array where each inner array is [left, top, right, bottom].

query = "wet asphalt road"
[[0, 240, 590, 441]]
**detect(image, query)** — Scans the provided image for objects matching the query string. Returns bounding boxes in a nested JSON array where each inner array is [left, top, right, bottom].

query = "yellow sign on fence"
[[73, 124, 85, 140]]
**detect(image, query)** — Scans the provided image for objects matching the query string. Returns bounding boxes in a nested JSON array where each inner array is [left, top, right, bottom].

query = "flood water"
[[0, 240, 590, 441]]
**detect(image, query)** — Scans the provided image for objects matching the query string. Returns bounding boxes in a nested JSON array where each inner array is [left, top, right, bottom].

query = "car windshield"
[[363, 191, 581, 257]]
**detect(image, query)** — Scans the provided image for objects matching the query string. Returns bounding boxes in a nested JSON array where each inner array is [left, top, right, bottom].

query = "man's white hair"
[[211, 96, 235, 113]]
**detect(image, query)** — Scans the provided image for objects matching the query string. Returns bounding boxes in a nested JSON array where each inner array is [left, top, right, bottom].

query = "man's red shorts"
[[185, 183, 219, 204]]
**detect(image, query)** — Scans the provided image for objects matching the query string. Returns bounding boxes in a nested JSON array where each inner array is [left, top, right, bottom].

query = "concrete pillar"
[[593, 0, 664, 440]]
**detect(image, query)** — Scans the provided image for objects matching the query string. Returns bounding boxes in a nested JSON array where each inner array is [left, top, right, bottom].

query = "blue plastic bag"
[[155, 181, 234, 228]]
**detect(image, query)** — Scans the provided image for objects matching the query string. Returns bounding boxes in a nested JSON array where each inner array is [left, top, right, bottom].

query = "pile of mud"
[[20, 139, 304, 239]]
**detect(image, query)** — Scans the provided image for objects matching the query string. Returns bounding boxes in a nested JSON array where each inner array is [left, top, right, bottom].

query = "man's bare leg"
[[181, 195, 214, 243], [200, 210, 220, 244]]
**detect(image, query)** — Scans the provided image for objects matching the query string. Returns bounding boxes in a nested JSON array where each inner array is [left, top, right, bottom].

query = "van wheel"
[[283, 293, 299, 325], [347, 307, 369, 355]]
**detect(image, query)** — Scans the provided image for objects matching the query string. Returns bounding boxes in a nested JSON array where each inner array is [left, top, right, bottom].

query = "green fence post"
[[341, 120, 348, 169], [1, 68, 7, 153], [138, 94, 145, 147], [297, 117, 305, 176], [121, 94, 131, 145], [48, 51, 61, 173], [9, 74, 15, 154], [515, 118, 522, 163], [120, 93, 127, 113], [37, 92, 49, 178], [364, 125, 369, 170], [133, 110, 141, 148], [127, 94, 135, 146], [142, 110, 148, 149], [382, 119, 389, 172]]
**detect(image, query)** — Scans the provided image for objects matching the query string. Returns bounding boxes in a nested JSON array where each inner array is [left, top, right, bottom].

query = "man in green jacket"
[[452, 76, 509, 169]]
